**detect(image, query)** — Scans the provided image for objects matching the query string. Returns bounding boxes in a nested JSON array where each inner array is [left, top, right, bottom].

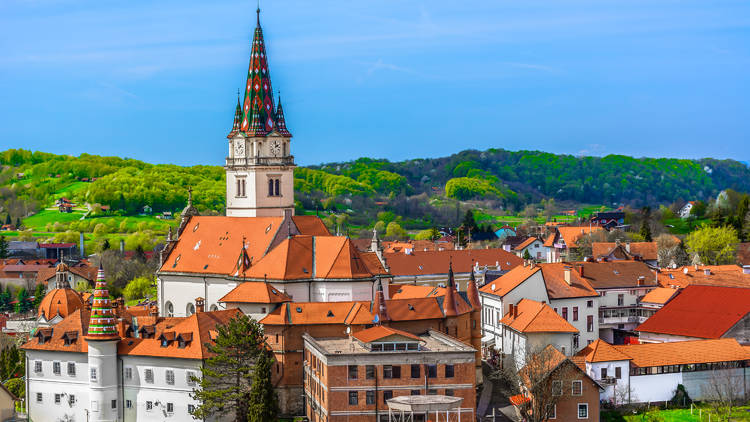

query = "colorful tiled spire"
[[86, 265, 119, 340], [275, 95, 292, 137], [240, 8, 276, 135], [227, 94, 242, 138], [246, 100, 267, 137]]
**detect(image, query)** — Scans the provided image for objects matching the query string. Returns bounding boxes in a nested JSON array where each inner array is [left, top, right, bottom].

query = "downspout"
[[119, 357, 124, 421], [25, 353, 29, 418], [375, 363, 379, 421]]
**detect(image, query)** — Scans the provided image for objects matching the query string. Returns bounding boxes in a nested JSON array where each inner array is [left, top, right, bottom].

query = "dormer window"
[[37, 328, 53, 344], [177, 333, 193, 349], [159, 332, 176, 347], [62, 331, 78, 346]]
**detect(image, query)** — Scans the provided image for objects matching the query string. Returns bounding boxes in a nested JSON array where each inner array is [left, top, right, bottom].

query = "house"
[[592, 241, 658, 268], [0, 382, 18, 421], [574, 338, 750, 404], [38, 242, 77, 259], [513, 237, 545, 261], [544, 226, 603, 263], [590, 211, 625, 230], [657, 264, 750, 289], [639, 287, 680, 310], [512, 345, 601, 421], [303, 327, 477, 422], [494, 225, 516, 241], [636, 285, 750, 344], [383, 247, 522, 292], [679, 201, 695, 218], [738, 243, 750, 266], [478, 262, 600, 356], [499, 299, 578, 369], [218, 281, 291, 321], [36, 261, 98, 291]]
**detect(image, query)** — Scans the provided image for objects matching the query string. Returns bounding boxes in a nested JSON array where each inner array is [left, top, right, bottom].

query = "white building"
[[679, 201, 695, 218], [512, 237, 546, 261]]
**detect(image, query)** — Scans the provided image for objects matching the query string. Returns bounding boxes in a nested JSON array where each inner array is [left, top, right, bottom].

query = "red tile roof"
[[636, 285, 750, 339], [479, 265, 541, 297], [575, 339, 632, 363], [38, 288, 84, 319], [538, 263, 599, 299], [513, 237, 538, 251], [556, 226, 603, 248], [352, 325, 422, 343], [639, 287, 679, 305], [657, 265, 750, 289], [576, 261, 656, 289], [612, 339, 750, 368], [219, 282, 291, 303], [500, 299, 578, 333], [592, 242, 658, 261], [384, 248, 522, 276]]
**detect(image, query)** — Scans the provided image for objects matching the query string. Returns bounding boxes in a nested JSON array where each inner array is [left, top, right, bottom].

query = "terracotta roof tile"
[[479, 265, 541, 297], [219, 282, 291, 304], [543, 233, 556, 248], [577, 261, 656, 289], [658, 265, 750, 289], [639, 287, 679, 305], [384, 248, 522, 276], [390, 285, 443, 300], [556, 226, 603, 248], [38, 288, 85, 319], [575, 339, 632, 362], [592, 242, 658, 261], [352, 325, 423, 343], [538, 263, 599, 299], [500, 299, 578, 333], [513, 237, 538, 251], [636, 285, 750, 338], [612, 339, 750, 367]]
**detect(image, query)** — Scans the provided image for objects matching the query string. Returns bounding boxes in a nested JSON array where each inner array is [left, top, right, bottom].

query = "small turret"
[[275, 95, 292, 137], [442, 262, 458, 317], [372, 280, 389, 324]]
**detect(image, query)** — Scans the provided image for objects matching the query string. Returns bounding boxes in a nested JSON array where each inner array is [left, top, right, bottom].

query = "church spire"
[[85, 265, 120, 340], [246, 99, 267, 137], [240, 8, 276, 135], [227, 93, 242, 138], [275, 94, 292, 137]]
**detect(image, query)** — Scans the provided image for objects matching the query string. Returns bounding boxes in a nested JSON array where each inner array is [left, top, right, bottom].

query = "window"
[[34, 360, 42, 373], [587, 300, 593, 308], [146, 401, 153, 411], [53, 361, 61, 375], [275, 179, 280, 196], [125, 367, 132, 380], [615, 367, 622, 379], [427, 364, 437, 378], [268, 179, 274, 196], [573, 307, 579, 321], [587, 315, 594, 332], [601, 368, 608, 379], [186, 302, 195, 316], [55, 394, 61, 405], [90, 367, 97, 382], [562, 307, 568, 320], [188, 404, 195, 413], [366, 390, 375, 405], [617, 294, 624, 306], [165, 301, 174, 317], [573, 334, 579, 350], [348, 365, 358, 379], [144, 368, 154, 384], [383, 365, 400, 379], [444, 364, 454, 378], [572, 380, 583, 396], [549, 404, 557, 419], [427, 389, 438, 395], [383, 390, 393, 403], [67, 362, 76, 376], [411, 390, 420, 396], [111, 399, 117, 409], [166, 369, 175, 385], [445, 389, 454, 396], [349, 391, 358, 405], [268, 178, 281, 197], [578, 403, 589, 419], [552, 380, 562, 396], [187, 370, 197, 386], [411, 364, 420, 379], [366, 365, 375, 379], [166, 402, 174, 414], [36, 393, 43, 403], [126, 400, 132, 409]]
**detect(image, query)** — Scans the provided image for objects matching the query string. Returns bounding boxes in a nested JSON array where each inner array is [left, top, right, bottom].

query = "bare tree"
[[613, 383, 637, 407], [701, 369, 744, 421]]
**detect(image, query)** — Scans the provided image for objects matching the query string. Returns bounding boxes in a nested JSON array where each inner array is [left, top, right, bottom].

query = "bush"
[[123, 276, 156, 301], [3, 378, 24, 399]]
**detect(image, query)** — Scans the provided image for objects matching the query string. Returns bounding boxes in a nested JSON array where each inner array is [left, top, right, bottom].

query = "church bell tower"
[[225, 8, 295, 217]]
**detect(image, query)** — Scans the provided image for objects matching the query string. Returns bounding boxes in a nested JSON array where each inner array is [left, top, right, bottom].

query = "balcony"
[[599, 307, 652, 326], [225, 156, 295, 167]]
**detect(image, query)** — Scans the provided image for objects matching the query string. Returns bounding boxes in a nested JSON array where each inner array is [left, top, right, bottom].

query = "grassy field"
[[662, 217, 711, 235], [23, 209, 87, 229], [604, 406, 750, 421], [53, 181, 88, 199]]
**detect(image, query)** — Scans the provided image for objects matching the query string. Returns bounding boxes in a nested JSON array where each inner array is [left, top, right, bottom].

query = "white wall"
[[549, 297, 599, 352], [158, 274, 237, 317], [629, 373, 683, 402], [586, 360, 631, 404], [27, 350, 90, 422], [518, 241, 545, 261]]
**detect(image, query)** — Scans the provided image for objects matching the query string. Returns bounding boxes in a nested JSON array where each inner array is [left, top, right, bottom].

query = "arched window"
[[268, 179, 274, 196], [165, 301, 174, 317], [236, 179, 241, 198], [186, 303, 195, 316], [274, 179, 280, 196], [209, 304, 218, 312]]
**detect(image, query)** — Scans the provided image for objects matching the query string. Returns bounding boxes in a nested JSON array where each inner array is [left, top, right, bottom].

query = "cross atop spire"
[[240, 8, 276, 135]]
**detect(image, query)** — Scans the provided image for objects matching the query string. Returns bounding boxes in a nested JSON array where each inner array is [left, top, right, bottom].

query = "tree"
[[385, 221, 407, 240], [0, 236, 7, 259], [701, 369, 743, 421], [32, 283, 45, 309], [3, 378, 24, 401], [14, 288, 31, 314], [14, 218, 21, 230], [122, 276, 156, 301], [3, 215, 9, 226], [685, 225, 739, 265], [640, 206, 653, 242], [373, 220, 386, 235], [543, 198, 557, 221], [690, 200, 707, 218], [246, 350, 279, 422], [523, 204, 538, 222], [190, 313, 266, 422], [522, 249, 532, 260]]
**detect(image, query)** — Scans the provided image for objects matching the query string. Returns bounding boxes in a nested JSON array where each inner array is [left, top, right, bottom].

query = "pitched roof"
[[538, 263, 599, 299], [657, 265, 750, 289], [218, 282, 291, 303], [500, 299, 578, 334], [636, 285, 750, 339], [158, 215, 329, 276], [577, 261, 656, 289], [513, 237, 538, 251], [479, 265, 541, 298], [575, 339, 632, 363], [556, 226, 603, 248], [639, 287, 679, 305], [612, 339, 750, 368], [352, 325, 423, 343], [592, 242, 658, 261], [239, 9, 278, 135], [390, 285, 444, 300], [384, 248, 522, 276], [38, 288, 84, 319], [543, 233, 556, 248]]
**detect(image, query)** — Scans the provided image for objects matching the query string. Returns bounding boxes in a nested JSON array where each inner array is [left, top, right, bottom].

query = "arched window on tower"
[[268, 179, 274, 196], [275, 179, 280, 196]]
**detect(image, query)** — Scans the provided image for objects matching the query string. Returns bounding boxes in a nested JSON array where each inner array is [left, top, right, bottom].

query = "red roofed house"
[[544, 226, 603, 263], [637, 285, 750, 345], [512, 236, 546, 261]]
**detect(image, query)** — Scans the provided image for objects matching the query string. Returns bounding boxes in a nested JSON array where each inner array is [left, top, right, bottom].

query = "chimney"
[[694, 263, 699, 271], [195, 297, 205, 313], [625, 242, 631, 253], [637, 276, 645, 286], [513, 303, 518, 318], [743, 265, 750, 275], [703, 268, 711, 276], [578, 264, 584, 278], [563, 266, 572, 285], [508, 304, 514, 318]]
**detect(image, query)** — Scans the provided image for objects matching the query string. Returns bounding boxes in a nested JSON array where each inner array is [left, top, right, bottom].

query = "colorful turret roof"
[[275, 96, 292, 137], [227, 95, 242, 138], [240, 8, 277, 135], [85, 265, 120, 341]]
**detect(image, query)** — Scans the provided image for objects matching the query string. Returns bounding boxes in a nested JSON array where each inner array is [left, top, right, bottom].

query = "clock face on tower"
[[270, 140, 282, 157], [234, 140, 245, 157]]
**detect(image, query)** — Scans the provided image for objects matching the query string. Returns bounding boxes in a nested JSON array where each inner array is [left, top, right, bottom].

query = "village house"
[[303, 327, 476, 422], [574, 338, 750, 404], [657, 264, 750, 289], [592, 241, 659, 268], [589, 211, 625, 230], [512, 237, 546, 261], [543, 226, 603, 263], [636, 285, 750, 345]]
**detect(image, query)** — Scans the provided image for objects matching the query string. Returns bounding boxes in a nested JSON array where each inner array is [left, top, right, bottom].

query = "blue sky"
[[1, 0, 749, 166]]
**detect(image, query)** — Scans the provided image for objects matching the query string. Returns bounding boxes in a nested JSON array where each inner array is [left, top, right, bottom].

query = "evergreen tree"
[[0, 286, 10, 313], [15, 288, 31, 314], [247, 350, 279, 422], [190, 313, 265, 422], [3, 215, 9, 226], [14, 218, 21, 230], [0, 236, 8, 259], [639, 207, 653, 242], [33, 283, 46, 309], [522, 249, 532, 260]]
